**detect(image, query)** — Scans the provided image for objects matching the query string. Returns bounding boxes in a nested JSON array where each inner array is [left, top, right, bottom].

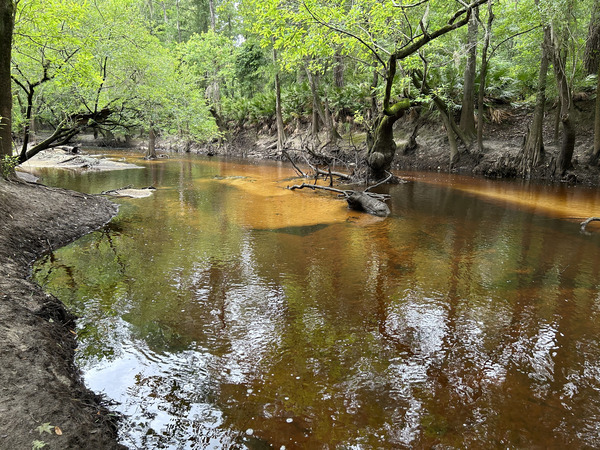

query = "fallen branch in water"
[[101, 185, 133, 194], [364, 172, 393, 192], [580, 217, 600, 232], [314, 167, 351, 181], [288, 182, 391, 217], [282, 150, 306, 177]]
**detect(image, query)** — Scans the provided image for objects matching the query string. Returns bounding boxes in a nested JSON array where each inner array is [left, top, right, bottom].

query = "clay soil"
[[0, 178, 125, 450]]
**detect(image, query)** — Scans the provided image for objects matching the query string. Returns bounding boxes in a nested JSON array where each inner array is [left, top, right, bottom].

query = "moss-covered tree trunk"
[[0, 0, 14, 157], [368, 115, 399, 181], [592, 68, 600, 164], [367, 55, 411, 180], [520, 26, 551, 174]]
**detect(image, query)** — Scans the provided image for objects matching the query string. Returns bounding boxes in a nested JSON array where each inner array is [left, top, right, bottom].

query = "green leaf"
[[36, 422, 53, 435]]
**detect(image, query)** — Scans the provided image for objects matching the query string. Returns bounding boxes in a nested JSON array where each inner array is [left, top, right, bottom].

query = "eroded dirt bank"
[[0, 179, 125, 449]]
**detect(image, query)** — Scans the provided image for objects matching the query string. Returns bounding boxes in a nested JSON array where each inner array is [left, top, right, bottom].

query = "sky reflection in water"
[[33, 154, 600, 448]]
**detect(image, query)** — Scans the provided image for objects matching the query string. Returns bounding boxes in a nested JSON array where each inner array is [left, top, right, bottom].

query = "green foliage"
[[235, 41, 268, 97], [222, 91, 276, 123], [36, 422, 54, 435], [8, 0, 600, 147], [281, 81, 311, 120], [11, 0, 219, 149], [1, 155, 18, 178]]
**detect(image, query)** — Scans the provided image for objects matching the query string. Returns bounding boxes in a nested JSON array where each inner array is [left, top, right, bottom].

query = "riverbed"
[[31, 151, 600, 448]]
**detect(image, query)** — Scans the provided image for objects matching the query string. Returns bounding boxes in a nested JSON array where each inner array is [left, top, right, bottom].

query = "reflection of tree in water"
[[34, 162, 600, 448]]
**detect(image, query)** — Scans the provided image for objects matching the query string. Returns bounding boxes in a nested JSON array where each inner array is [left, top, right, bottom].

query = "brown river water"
[[32, 152, 600, 448]]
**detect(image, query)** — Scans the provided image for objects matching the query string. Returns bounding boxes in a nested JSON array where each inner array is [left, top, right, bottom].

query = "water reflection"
[[32, 154, 600, 448]]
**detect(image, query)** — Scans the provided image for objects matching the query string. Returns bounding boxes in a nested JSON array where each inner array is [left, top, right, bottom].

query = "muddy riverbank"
[[0, 178, 124, 449]]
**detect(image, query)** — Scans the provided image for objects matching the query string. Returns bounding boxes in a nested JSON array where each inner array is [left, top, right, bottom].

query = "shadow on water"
[[259, 223, 330, 236], [31, 154, 600, 448]]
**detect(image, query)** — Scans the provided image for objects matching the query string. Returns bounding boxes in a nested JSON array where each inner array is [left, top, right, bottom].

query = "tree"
[[459, 7, 479, 141], [475, 1, 492, 152], [585, 0, 600, 164], [11, 0, 218, 162], [548, 0, 577, 177], [361, 0, 489, 179], [519, 25, 551, 174], [255, 0, 487, 179], [0, 0, 13, 158]]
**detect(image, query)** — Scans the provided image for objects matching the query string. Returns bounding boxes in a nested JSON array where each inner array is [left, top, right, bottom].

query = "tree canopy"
[[4, 0, 600, 175]]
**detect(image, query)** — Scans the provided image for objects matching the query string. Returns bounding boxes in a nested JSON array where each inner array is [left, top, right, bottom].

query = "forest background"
[[2, 0, 600, 183]]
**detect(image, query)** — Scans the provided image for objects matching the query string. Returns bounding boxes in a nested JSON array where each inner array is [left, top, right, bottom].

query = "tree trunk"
[[368, 115, 398, 181], [306, 69, 340, 143], [592, 68, 600, 164], [175, 0, 182, 42], [585, 0, 600, 163], [146, 126, 157, 159], [0, 0, 14, 157], [18, 88, 35, 162], [440, 107, 460, 165], [161, 1, 168, 24], [323, 97, 341, 142], [476, 1, 493, 152], [552, 46, 575, 176], [311, 98, 320, 138], [520, 26, 551, 174], [273, 49, 286, 152], [367, 55, 411, 180], [412, 70, 464, 164], [369, 68, 379, 121], [553, 98, 561, 143], [459, 7, 478, 140], [334, 53, 344, 88], [209, 0, 216, 31], [307, 69, 323, 141]]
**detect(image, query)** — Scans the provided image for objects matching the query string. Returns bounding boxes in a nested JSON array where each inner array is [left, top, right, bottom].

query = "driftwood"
[[288, 180, 391, 217], [580, 217, 600, 232], [101, 185, 156, 198], [314, 167, 351, 181]]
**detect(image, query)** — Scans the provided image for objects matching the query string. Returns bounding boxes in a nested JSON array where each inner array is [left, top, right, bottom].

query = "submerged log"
[[288, 182, 391, 217], [346, 192, 390, 217]]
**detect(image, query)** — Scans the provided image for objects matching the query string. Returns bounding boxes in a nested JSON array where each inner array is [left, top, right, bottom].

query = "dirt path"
[[0, 178, 125, 449]]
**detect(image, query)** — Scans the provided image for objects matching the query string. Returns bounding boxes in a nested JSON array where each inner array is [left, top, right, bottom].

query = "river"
[[32, 151, 600, 448]]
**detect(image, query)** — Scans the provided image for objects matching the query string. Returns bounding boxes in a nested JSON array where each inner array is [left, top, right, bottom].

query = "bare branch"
[[581, 217, 600, 232], [288, 182, 348, 196], [302, 1, 388, 70], [489, 25, 542, 60], [391, 0, 429, 8], [364, 172, 393, 192], [395, 0, 489, 60]]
